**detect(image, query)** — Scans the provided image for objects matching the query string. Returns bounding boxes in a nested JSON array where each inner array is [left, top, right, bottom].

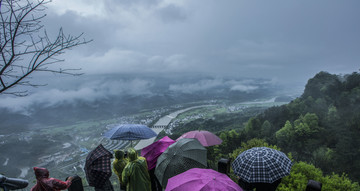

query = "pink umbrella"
[[141, 136, 175, 170], [165, 168, 243, 191], [176, 130, 222, 147]]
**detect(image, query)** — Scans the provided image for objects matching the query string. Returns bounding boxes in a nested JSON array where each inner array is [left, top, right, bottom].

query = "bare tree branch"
[[0, 0, 92, 96]]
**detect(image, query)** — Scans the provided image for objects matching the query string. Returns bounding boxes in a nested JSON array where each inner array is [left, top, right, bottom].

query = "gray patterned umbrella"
[[231, 147, 292, 183], [155, 138, 207, 188]]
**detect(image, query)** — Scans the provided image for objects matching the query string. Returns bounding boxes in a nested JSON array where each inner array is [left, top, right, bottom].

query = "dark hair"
[[306, 180, 322, 191], [66, 175, 84, 191]]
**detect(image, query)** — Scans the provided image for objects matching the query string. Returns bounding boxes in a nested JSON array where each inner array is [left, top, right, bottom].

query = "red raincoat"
[[30, 167, 72, 191]]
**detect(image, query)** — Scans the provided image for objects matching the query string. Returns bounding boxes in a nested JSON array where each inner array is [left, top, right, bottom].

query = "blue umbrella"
[[104, 124, 157, 147]]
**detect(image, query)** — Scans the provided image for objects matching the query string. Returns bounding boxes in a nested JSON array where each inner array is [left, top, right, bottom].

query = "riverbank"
[[134, 105, 212, 150]]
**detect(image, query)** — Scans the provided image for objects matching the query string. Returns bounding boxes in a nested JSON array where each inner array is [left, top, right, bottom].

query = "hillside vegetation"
[[167, 71, 360, 190]]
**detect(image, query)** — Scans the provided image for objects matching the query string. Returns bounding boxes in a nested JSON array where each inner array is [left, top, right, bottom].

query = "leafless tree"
[[0, 0, 91, 96]]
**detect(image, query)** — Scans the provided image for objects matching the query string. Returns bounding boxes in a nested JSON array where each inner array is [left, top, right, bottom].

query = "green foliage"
[[278, 161, 322, 191], [322, 173, 360, 191], [261, 120, 273, 140], [211, 129, 244, 161], [311, 147, 334, 173], [293, 113, 321, 136], [230, 138, 280, 160], [326, 105, 340, 121], [177, 71, 360, 184], [344, 72, 360, 91], [275, 113, 323, 159], [275, 120, 294, 147], [286, 98, 306, 119], [278, 161, 360, 191], [244, 117, 262, 138], [302, 71, 342, 101], [228, 139, 360, 190]]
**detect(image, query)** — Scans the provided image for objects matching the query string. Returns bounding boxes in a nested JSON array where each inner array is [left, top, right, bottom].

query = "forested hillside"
[[256, 71, 360, 179], [167, 71, 360, 190]]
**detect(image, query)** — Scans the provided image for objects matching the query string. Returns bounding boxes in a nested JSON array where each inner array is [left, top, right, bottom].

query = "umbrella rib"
[[233, 147, 292, 183]]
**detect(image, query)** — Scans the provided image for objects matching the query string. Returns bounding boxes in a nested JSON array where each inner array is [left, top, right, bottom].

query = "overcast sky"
[[42, 0, 359, 82], [1, 0, 360, 111]]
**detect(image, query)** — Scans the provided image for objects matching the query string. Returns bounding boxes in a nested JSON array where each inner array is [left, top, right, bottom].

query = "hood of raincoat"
[[31, 167, 72, 191], [128, 148, 138, 162], [122, 149, 151, 191], [34, 167, 49, 179], [114, 150, 125, 160], [113, 150, 128, 183]]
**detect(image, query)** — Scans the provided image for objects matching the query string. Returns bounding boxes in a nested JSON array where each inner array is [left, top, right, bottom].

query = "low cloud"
[[225, 80, 259, 93], [0, 78, 153, 113], [230, 84, 258, 92], [98, 78, 154, 96], [74, 48, 194, 74], [169, 79, 223, 93], [169, 78, 264, 93]]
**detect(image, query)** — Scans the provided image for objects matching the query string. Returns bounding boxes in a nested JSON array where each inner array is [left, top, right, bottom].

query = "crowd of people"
[[1, 144, 322, 191], [24, 146, 157, 191]]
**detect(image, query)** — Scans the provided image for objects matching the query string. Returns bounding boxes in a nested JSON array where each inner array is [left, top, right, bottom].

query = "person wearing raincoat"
[[122, 148, 151, 191], [30, 167, 73, 191], [113, 149, 128, 190]]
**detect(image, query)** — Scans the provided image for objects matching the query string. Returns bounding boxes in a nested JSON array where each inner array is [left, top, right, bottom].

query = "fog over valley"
[[0, 74, 293, 129], [1, 0, 360, 190]]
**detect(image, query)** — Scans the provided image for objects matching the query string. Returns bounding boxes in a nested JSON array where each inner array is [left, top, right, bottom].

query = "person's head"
[[114, 149, 125, 160], [127, 148, 138, 162], [306, 180, 322, 191], [33, 167, 49, 179]]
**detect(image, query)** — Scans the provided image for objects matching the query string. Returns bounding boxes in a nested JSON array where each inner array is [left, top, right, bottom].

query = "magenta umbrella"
[[165, 168, 243, 191], [176, 130, 222, 147], [141, 136, 176, 170]]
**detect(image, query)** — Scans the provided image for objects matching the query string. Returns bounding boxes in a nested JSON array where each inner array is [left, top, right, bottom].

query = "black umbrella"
[[84, 144, 113, 188], [231, 147, 292, 183]]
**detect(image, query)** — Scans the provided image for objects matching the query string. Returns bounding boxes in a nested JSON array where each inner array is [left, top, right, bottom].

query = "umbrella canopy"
[[141, 136, 176, 170], [84, 144, 113, 188], [165, 168, 243, 191], [176, 130, 222, 147], [104, 124, 157, 140], [155, 138, 207, 188], [231, 147, 292, 183]]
